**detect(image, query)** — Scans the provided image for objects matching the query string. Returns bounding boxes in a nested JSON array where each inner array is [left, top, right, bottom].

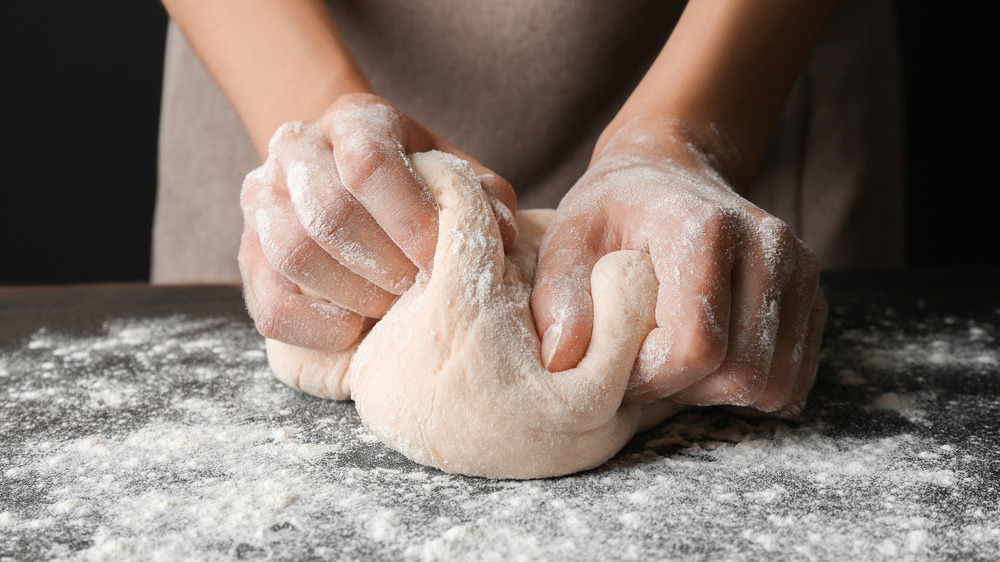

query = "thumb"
[[530, 211, 607, 372]]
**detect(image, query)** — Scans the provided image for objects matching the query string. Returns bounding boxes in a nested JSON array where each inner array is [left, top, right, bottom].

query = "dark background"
[[0, 3, 996, 285]]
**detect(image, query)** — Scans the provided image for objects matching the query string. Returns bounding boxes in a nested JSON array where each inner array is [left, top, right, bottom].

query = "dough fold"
[[267, 151, 683, 479]]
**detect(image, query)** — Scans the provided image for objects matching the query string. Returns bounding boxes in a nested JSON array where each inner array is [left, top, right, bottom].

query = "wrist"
[[251, 68, 373, 159], [593, 115, 744, 191], [591, 0, 834, 192]]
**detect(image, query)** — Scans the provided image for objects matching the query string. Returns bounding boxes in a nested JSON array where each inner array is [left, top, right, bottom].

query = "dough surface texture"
[[267, 151, 683, 479]]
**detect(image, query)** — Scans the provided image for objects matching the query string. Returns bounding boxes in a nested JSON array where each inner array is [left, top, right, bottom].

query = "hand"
[[531, 121, 827, 414], [239, 94, 518, 350]]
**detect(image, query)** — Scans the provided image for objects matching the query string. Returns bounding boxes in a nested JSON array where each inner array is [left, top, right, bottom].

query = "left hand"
[[531, 121, 827, 415]]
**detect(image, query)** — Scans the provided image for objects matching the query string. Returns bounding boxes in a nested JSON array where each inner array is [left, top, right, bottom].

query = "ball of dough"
[[267, 151, 683, 479]]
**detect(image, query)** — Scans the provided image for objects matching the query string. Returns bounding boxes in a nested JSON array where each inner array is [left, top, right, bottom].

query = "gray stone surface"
[[1, 270, 998, 561]]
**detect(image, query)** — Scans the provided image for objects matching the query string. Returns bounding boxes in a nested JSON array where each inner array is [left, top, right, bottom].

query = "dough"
[[267, 151, 683, 479]]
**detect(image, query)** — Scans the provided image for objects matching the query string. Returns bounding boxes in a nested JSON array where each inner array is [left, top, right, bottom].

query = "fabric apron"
[[152, 0, 904, 283]]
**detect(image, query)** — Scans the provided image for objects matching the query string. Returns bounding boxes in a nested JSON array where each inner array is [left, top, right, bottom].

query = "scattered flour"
[[1, 296, 998, 561]]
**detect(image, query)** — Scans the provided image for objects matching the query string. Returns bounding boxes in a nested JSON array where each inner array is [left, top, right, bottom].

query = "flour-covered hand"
[[239, 94, 517, 350], [532, 120, 827, 414]]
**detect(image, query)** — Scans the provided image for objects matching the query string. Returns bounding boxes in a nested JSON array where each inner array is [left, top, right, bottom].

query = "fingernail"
[[541, 323, 563, 371], [789, 399, 805, 415], [776, 401, 803, 418]]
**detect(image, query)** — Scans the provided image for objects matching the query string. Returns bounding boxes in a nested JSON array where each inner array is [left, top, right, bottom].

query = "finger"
[[779, 290, 828, 415], [239, 228, 367, 351], [626, 231, 732, 403], [751, 247, 820, 412], [252, 181, 397, 318], [270, 121, 418, 294], [327, 100, 439, 273], [674, 217, 798, 406], [531, 211, 609, 372], [486, 189, 519, 252]]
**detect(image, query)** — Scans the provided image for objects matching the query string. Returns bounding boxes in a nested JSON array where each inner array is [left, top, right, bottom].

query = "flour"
[[2, 288, 1000, 560]]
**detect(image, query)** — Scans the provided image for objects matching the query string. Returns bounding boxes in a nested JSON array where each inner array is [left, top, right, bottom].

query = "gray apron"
[[152, 0, 904, 283]]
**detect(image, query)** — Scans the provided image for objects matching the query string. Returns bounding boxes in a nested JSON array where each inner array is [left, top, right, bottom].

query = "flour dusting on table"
[[2, 299, 999, 560]]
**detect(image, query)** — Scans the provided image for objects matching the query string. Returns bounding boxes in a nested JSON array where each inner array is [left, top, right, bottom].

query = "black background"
[[0, 3, 996, 285]]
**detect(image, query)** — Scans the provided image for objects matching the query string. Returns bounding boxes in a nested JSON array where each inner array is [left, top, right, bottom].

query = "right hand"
[[239, 94, 517, 350]]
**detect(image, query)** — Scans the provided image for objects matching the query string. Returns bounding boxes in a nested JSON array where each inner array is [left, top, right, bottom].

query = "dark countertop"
[[1, 268, 999, 561]]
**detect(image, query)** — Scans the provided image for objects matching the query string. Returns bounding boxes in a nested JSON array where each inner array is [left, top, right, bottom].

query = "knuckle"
[[301, 192, 357, 243], [337, 139, 395, 191], [761, 214, 791, 234], [328, 93, 399, 136], [329, 92, 381, 115], [675, 323, 727, 374], [328, 95, 405, 191], [745, 205, 772, 224], [267, 121, 310, 155], [251, 209, 321, 280], [758, 216, 794, 253], [721, 364, 770, 405], [240, 165, 270, 210], [754, 217, 798, 283], [696, 206, 732, 239], [282, 159, 321, 200], [268, 236, 314, 279]]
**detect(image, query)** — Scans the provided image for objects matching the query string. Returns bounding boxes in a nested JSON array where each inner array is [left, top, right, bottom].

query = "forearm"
[[597, 0, 835, 189], [162, 0, 372, 159]]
